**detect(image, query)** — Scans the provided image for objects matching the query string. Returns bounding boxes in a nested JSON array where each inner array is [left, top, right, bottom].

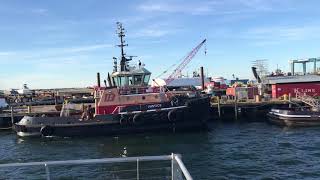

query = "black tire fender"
[[133, 113, 143, 124], [40, 126, 54, 136], [168, 109, 183, 122], [120, 115, 128, 125], [127, 115, 134, 124], [160, 112, 167, 121]]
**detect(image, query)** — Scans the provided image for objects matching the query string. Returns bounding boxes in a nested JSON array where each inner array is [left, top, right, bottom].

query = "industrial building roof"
[[264, 74, 320, 84]]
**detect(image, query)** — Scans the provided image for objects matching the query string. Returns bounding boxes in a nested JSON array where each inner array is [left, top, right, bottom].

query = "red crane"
[[165, 39, 207, 85]]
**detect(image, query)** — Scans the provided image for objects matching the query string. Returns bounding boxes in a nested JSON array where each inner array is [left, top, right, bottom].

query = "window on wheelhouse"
[[143, 74, 150, 85], [118, 76, 129, 87], [112, 77, 118, 86], [133, 75, 142, 85], [128, 76, 133, 85]]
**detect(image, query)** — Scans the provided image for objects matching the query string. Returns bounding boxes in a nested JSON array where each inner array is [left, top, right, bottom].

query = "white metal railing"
[[0, 153, 192, 180], [295, 91, 320, 111]]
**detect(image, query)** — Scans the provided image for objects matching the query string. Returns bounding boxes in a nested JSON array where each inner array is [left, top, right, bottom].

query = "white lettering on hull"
[[147, 104, 162, 109]]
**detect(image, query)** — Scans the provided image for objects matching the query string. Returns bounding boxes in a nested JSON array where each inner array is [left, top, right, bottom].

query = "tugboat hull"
[[14, 97, 210, 137], [267, 109, 320, 127]]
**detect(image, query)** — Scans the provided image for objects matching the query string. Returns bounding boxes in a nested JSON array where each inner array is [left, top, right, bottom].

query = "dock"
[[210, 97, 303, 121], [0, 103, 94, 129]]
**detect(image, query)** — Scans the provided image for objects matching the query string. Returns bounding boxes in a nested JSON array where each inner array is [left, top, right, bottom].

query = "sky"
[[0, 0, 320, 89]]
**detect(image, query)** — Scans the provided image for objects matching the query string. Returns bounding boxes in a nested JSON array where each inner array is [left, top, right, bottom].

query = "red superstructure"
[[95, 86, 170, 115]]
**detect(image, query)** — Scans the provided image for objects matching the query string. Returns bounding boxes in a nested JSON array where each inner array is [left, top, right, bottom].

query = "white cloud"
[[137, 1, 213, 15], [246, 26, 320, 42], [134, 29, 171, 38], [0, 52, 14, 56], [0, 43, 112, 63], [136, 0, 294, 15], [206, 23, 320, 47], [130, 22, 181, 38], [31, 8, 48, 15], [59, 44, 113, 53]]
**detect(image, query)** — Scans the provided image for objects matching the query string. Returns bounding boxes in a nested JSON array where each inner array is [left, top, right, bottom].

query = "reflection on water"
[[1, 121, 320, 179]]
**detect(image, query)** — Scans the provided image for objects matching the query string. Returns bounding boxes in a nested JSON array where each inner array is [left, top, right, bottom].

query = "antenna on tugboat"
[[116, 22, 131, 72]]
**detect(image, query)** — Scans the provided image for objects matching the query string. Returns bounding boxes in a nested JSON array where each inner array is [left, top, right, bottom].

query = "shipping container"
[[271, 83, 320, 98], [247, 87, 259, 99], [226, 87, 258, 99]]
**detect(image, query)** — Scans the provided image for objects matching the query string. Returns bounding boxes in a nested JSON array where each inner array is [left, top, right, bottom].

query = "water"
[[1, 121, 320, 179]]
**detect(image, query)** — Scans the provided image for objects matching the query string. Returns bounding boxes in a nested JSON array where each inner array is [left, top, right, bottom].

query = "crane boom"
[[165, 39, 206, 85]]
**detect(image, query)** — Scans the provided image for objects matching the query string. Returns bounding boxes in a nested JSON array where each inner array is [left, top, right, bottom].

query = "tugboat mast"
[[116, 22, 131, 72]]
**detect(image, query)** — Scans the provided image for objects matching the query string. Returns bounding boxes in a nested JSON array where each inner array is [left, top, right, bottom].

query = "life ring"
[[168, 109, 183, 122], [40, 126, 54, 136]]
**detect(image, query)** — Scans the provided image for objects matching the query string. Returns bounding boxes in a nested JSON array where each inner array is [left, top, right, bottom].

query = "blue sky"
[[1, 0, 320, 89]]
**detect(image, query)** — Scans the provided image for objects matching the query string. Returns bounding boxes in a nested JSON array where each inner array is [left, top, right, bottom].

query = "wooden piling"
[[288, 93, 292, 108], [81, 103, 85, 112], [54, 91, 58, 105], [10, 106, 14, 128], [27, 106, 31, 113], [200, 66, 205, 90], [234, 96, 238, 120], [217, 96, 221, 118]]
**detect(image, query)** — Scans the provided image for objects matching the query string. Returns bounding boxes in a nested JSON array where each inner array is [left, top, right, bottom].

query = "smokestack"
[[200, 66, 205, 90], [97, 72, 101, 87], [107, 72, 112, 87]]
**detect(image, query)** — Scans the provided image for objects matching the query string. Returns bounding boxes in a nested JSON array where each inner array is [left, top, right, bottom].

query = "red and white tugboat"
[[14, 22, 210, 137]]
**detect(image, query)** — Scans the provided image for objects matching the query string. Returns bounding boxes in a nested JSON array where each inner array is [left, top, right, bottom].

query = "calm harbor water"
[[1, 120, 320, 179]]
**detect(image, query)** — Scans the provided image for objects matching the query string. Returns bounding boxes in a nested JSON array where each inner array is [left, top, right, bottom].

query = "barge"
[[13, 22, 210, 137]]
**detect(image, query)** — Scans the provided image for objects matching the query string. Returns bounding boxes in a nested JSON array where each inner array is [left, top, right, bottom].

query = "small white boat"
[[267, 108, 320, 127]]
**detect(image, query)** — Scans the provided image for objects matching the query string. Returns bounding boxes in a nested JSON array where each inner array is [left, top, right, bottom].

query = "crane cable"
[[155, 63, 177, 79], [155, 39, 207, 80]]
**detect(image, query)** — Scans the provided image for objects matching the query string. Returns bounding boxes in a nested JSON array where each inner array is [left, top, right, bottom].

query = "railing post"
[[45, 164, 50, 180], [174, 154, 193, 180], [171, 153, 174, 180], [136, 158, 139, 180]]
